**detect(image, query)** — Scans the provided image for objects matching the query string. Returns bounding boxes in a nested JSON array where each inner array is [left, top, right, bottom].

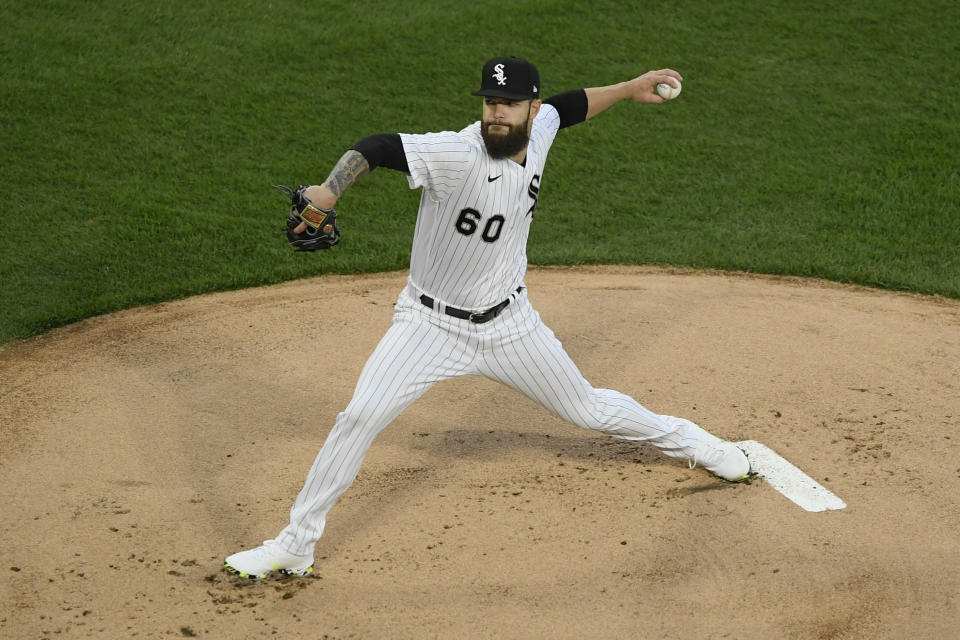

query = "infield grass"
[[1, 0, 958, 344]]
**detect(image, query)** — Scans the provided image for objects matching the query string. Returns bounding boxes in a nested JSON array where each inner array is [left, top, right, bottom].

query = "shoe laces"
[[250, 540, 281, 557]]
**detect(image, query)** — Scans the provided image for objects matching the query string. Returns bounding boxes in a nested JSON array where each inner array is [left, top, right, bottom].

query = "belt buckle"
[[469, 307, 495, 323], [470, 304, 500, 324]]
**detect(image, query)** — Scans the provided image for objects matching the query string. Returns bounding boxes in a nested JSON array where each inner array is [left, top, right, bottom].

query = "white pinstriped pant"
[[275, 284, 701, 556]]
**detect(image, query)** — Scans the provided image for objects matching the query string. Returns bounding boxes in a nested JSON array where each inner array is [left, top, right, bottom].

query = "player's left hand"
[[628, 69, 683, 103], [275, 184, 341, 251]]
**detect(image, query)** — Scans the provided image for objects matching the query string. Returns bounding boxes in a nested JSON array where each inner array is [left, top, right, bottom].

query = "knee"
[[564, 388, 610, 431], [330, 396, 395, 441]]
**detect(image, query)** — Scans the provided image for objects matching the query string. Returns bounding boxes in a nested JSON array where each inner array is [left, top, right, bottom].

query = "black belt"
[[419, 287, 523, 324]]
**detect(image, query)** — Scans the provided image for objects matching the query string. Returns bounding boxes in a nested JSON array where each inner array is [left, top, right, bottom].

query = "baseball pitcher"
[[226, 57, 750, 579]]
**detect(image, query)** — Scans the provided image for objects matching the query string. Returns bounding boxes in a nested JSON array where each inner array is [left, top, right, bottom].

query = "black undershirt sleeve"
[[350, 133, 409, 174], [544, 89, 588, 129]]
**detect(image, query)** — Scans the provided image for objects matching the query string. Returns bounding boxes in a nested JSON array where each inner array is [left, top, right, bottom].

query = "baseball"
[[656, 79, 682, 100]]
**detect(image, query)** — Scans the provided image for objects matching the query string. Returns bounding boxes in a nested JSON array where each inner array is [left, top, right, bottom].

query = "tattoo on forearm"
[[323, 150, 370, 197]]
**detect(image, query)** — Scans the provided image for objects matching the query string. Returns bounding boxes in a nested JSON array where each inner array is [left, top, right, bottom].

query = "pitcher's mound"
[[1, 266, 958, 639]]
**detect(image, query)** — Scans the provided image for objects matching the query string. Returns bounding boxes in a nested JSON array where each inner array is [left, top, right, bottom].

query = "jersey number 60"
[[455, 208, 505, 243], [454, 174, 541, 243]]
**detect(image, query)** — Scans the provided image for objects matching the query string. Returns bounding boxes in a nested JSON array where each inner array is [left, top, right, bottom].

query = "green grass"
[[2, 0, 958, 345]]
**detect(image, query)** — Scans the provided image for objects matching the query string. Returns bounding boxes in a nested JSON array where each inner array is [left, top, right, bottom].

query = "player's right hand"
[[628, 69, 684, 103]]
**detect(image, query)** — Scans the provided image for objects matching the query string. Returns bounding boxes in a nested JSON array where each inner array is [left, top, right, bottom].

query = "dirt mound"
[[2, 267, 958, 639]]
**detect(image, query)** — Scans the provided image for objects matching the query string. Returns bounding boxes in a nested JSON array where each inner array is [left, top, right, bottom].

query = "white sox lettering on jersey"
[[399, 103, 559, 310]]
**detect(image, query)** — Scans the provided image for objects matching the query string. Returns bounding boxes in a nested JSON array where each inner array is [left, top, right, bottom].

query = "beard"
[[481, 117, 531, 159]]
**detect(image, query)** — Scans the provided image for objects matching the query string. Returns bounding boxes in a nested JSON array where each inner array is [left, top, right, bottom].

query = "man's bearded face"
[[481, 100, 532, 159]]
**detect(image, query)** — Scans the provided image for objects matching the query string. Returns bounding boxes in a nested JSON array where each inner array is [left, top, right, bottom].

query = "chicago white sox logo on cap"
[[492, 63, 507, 86]]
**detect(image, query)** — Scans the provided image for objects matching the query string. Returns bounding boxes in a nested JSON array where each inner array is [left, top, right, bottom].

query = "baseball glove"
[[275, 184, 340, 251]]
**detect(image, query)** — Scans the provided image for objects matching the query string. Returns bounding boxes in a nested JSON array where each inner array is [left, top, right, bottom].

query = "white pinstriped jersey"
[[399, 103, 561, 310]]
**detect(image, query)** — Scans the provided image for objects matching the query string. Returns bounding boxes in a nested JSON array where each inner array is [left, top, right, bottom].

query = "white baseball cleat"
[[670, 418, 751, 482], [689, 439, 751, 482], [224, 539, 314, 579]]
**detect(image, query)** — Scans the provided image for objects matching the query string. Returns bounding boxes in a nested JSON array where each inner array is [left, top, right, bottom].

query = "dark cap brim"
[[472, 88, 536, 100]]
